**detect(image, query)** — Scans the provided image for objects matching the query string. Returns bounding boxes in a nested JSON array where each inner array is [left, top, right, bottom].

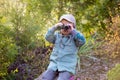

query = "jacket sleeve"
[[45, 26, 57, 44], [72, 29, 86, 47]]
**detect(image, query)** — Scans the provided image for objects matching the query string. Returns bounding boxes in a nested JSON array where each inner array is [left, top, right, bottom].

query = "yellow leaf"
[[1, 16, 6, 23], [14, 68, 18, 73]]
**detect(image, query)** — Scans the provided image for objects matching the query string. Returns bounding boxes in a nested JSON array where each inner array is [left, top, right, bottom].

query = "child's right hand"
[[54, 22, 63, 29]]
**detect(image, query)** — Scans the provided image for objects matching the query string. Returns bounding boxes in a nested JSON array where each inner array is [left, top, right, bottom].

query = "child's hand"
[[66, 24, 74, 33], [69, 24, 74, 31], [54, 22, 63, 29]]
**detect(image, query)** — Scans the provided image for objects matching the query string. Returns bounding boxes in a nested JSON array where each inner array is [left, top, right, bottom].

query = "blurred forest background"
[[0, 0, 120, 80]]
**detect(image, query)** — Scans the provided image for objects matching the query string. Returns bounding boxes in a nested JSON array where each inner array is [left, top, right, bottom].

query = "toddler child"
[[42, 14, 86, 80]]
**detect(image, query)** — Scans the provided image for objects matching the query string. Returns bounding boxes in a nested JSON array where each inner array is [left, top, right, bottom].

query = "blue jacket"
[[45, 26, 86, 74]]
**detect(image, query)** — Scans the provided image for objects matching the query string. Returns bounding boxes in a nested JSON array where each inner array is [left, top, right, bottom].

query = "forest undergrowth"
[[76, 16, 120, 80], [3, 17, 120, 80]]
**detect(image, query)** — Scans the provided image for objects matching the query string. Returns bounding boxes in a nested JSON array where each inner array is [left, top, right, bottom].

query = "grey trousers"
[[42, 69, 72, 80]]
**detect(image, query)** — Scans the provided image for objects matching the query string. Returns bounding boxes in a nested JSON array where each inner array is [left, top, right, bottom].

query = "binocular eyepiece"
[[61, 24, 71, 30]]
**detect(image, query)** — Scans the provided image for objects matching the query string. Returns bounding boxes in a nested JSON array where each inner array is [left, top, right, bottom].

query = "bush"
[[107, 64, 120, 80], [0, 24, 18, 77], [4, 46, 52, 80]]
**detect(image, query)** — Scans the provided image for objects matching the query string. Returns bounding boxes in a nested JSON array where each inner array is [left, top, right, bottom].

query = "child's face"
[[60, 19, 74, 35]]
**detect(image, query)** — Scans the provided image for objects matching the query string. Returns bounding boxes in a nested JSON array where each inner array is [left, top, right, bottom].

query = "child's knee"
[[57, 71, 72, 80], [42, 69, 57, 80]]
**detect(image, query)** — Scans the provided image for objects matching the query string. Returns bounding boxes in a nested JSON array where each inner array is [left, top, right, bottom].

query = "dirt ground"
[[76, 55, 120, 80]]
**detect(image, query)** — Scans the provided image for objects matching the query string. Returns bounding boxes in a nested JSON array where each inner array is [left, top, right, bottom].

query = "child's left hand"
[[69, 24, 74, 31], [68, 24, 74, 33]]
